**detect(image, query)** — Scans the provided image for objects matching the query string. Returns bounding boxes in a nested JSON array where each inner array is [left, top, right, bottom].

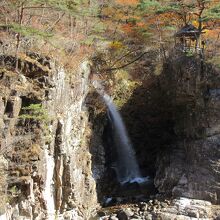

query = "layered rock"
[[155, 53, 220, 203], [0, 55, 98, 219]]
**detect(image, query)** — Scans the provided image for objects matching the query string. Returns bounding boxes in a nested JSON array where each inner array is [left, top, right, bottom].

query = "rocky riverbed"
[[93, 197, 220, 220]]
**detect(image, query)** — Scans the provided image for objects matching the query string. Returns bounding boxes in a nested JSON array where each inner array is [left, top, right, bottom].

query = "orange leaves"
[[115, 0, 139, 6], [120, 21, 149, 39], [136, 21, 145, 28], [204, 28, 220, 40], [121, 23, 134, 33]]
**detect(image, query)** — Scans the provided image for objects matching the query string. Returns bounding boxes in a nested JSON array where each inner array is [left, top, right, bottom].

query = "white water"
[[93, 81, 144, 184]]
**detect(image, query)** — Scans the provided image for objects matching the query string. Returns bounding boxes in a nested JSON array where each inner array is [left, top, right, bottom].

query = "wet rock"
[[160, 202, 168, 208], [117, 209, 134, 220], [144, 214, 152, 220], [125, 208, 134, 217], [215, 216, 220, 220], [131, 214, 141, 219], [109, 215, 119, 220], [185, 207, 199, 218], [139, 202, 148, 211], [148, 200, 153, 206], [135, 207, 140, 212], [98, 211, 107, 217]]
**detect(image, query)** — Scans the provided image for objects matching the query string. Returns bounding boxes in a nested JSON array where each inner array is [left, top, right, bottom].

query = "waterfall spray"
[[93, 81, 148, 184]]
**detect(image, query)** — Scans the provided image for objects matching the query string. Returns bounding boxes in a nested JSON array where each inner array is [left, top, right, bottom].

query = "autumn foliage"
[[116, 0, 139, 6], [0, 0, 220, 69]]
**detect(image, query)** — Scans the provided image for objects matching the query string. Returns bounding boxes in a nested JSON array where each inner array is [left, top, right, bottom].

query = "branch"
[[104, 52, 149, 72], [109, 48, 142, 69], [45, 12, 65, 32], [23, 6, 54, 10], [194, 13, 200, 16]]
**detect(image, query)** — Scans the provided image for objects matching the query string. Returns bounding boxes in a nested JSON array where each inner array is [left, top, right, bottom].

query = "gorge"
[[1, 47, 220, 219], [1, 0, 220, 219]]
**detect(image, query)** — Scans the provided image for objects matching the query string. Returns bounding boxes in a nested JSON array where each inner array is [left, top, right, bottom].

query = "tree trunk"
[[15, 3, 24, 72]]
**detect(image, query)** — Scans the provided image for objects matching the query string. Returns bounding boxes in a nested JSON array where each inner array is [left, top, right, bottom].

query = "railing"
[[174, 44, 204, 56]]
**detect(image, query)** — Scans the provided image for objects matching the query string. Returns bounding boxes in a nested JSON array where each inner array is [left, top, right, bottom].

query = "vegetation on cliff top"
[[1, 1, 219, 112], [0, 0, 220, 70]]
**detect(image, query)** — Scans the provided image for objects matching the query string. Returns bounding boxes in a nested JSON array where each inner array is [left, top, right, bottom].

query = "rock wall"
[[0, 55, 98, 219], [155, 53, 220, 203]]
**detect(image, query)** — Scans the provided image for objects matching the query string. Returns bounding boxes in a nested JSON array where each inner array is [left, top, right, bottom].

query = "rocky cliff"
[[1, 50, 220, 220], [92, 52, 220, 220], [0, 54, 98, 219], [155, 53, 220, 204], [112, 51, 220, 205]]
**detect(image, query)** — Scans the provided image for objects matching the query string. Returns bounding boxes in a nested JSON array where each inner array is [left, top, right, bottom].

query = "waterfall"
[[93, 81, 148, 184], [103, 93, 141, 183]]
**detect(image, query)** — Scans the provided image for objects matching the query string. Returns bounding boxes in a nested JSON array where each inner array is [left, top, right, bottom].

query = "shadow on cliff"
[[86, 73, 177, 205], [119, 79, 176, 178], [87, 52, 220, 206]]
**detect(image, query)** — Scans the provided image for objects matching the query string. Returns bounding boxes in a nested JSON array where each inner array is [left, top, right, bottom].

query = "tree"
[[136, 1, 220, 48], [1, 0, 220, 71], [0, 0, 103, 70]]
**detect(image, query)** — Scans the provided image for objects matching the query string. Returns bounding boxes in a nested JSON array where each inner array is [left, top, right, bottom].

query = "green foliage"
[[206, 3, 220, 20], [185, 50, 194, 57], [8, 186, 19, 196], [80, 36, 95, 46], [11, 24, 53, 39], [127, 17, 138, 25], [113, 70, 140, 108], [155, 3, 180, 14], [91, 22, 106, 34], [20, 104, 52, 142], [7, 0, 97, 19], [80, 35, 105, 46], [133, 26, 153, 39], [7, 185, 22, 204], [19, 104, 49, 121], [163, 25, 177, 31], [138, 0, 184, 15], [138, 0, 161, 14], [43, 0, 97, 17], [23, 0, 80, 13], [44, 0, 83, 15]]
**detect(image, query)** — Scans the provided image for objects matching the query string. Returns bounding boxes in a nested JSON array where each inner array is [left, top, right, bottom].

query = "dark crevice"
[[87, 78, 175, 206], [120, 82, 175, 179], [4, 100, 13, 117]]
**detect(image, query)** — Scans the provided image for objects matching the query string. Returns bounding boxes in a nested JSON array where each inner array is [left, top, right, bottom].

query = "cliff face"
[[0, 55, 98, 219], [154, 54, 220, 203], [90, 52, 220, 219], [1, 50, 220, 220]]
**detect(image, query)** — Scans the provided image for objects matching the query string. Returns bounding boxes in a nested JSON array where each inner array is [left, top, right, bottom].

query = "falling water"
[[93, 81, 147, 184], [103, 93, 141, 183]]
